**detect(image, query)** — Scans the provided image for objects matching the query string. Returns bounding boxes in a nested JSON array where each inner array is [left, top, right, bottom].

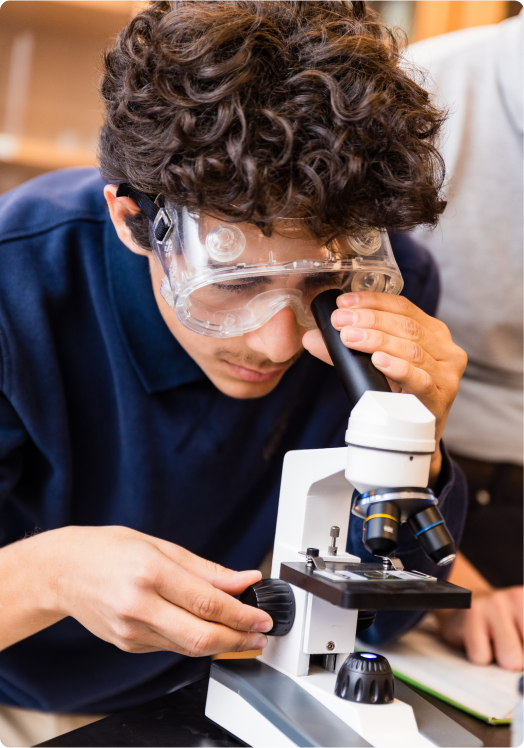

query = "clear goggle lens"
[[151, 205, 403, 337]]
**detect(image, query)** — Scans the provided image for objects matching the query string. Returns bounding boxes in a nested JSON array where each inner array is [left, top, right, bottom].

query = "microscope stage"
[[280, 562, 471, 610]]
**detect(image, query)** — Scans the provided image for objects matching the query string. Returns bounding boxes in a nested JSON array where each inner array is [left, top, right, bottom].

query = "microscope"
[[205, 290, 477, 747]]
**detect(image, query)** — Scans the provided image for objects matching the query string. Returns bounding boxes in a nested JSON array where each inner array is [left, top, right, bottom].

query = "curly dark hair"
[[99, 0, 446, 249]]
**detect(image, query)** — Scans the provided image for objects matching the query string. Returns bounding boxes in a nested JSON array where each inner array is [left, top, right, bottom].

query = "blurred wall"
[[0, 0, 520, 195]]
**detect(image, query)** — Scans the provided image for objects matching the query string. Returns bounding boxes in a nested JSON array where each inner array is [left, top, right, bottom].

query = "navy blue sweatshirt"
[[0, 169, 466, 713]]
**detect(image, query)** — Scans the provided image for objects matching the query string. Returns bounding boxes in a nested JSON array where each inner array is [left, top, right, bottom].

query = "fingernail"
[[338, 293, 360, 307], [251, 620, 273, 633], [343, 327, 366, 343], [372, 352, 391, 368], [332, 310, 358, 329], [253, 635, 268, 649]]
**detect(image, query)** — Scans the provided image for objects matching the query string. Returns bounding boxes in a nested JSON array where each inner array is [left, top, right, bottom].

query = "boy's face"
[[150, 255, 305, 398], [105, 186, 305, 398]]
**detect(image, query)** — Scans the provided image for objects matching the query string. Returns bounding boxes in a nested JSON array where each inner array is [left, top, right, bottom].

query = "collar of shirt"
[[104, 213, 207, 393]]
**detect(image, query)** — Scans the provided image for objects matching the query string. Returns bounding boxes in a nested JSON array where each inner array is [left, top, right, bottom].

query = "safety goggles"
[[116, 185, 404, 338]]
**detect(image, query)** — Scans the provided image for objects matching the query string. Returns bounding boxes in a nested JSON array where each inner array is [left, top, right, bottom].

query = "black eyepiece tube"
[[311, 289, 391, 408]]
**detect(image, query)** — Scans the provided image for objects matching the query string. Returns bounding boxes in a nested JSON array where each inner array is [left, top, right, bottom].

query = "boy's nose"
[[244, 306, 304, 363]]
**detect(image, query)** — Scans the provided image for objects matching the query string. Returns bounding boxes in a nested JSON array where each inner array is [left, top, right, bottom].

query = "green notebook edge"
[[391, 670, 512, 725]]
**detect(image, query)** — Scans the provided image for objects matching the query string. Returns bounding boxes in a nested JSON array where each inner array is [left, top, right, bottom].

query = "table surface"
[[38, 675, 511, 748]]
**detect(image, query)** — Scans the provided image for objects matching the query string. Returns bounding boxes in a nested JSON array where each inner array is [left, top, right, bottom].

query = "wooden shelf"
[[0, 133, 97, 171], [0, 0, 517, 183], [413, 0, 509, 42], [58, 1, 148, 17]]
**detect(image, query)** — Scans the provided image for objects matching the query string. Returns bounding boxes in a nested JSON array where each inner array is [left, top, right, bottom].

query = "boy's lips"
[[225, 361, 290, 383]]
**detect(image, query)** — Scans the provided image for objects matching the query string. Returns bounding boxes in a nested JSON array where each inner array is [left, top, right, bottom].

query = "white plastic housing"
[[344, 392, 435, 493], [345, 391, 436, 453], [346, 444, 432, 494]]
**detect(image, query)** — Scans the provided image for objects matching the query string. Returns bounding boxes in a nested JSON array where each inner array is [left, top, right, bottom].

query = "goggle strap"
[[115, 183, 171, 242]]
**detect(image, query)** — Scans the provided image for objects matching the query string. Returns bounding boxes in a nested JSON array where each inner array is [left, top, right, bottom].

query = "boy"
[[0, 0, 467, 737]]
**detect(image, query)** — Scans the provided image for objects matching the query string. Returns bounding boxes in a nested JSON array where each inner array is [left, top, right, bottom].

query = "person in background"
[[408, 13, 523, 671]]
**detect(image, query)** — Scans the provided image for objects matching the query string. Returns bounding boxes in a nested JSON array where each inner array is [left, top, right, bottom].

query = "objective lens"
[[407, 506, 456, 566], [363, 501, 400, 557]]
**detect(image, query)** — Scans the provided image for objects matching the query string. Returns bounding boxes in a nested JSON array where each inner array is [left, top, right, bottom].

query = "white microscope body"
[[206, 288, 473, 748], [206, 391, 460, 747]]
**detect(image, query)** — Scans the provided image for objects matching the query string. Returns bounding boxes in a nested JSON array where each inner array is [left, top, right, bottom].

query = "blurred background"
[[0, 0, 521, 196]]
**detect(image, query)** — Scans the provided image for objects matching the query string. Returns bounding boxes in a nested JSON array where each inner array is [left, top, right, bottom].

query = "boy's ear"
[[104, 184, 150, 256]]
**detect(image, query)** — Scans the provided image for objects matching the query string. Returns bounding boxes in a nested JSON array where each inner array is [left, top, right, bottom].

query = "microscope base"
[[205, 659, 482, 748]]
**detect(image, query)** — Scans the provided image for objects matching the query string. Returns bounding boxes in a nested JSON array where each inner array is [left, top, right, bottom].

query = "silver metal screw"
[[327, 526, 340, 556], [326, 641, 335, 651]]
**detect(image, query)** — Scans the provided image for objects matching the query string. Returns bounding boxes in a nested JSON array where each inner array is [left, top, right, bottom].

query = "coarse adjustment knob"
[[335, 652, 394, 704], [239, 579, 296, 636]]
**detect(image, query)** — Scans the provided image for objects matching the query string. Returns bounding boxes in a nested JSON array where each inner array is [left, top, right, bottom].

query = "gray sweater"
[[408, 15, 523, 465]]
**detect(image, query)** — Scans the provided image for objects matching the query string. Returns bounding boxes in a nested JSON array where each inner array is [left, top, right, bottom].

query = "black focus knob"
[[335, 653, 394, 704], [240, 579, 295, 636]]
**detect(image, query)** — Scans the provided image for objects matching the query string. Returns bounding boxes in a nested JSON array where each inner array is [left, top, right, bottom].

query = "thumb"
[[302, 329, 333, 365], [211, 568, 263, 595]]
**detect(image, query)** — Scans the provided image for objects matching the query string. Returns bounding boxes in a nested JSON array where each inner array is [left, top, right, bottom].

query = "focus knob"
[[335, 652, 394, 704], [240, 579, 295, 636]]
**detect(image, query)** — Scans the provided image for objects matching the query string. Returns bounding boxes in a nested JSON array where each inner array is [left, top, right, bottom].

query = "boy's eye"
[[214, 277, 273, 293]]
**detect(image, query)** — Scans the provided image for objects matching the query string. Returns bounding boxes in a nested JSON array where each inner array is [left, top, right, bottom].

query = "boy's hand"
[[45, 526, 271, 657], [303, 291, 467, 481]]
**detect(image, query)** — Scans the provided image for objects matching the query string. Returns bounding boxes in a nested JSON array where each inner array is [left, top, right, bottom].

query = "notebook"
[[357, 618, 522, 724]]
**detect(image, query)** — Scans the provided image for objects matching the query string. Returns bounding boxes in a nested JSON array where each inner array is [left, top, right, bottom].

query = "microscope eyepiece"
[[311, 289, 391, 407], [407, 505, 456, 566], [363, 501, 400, 558]]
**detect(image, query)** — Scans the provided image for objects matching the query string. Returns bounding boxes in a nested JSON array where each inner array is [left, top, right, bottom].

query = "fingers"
[[371, 351, 441, 408], [151, 601, 268, 657], [485, 592, 524, 671], [151, 537, 263, 594], [332, 310, 440, 381], [154, 556, 273, 633], [109, 595, 268, 656], [332, 306, 441, 359], [437, 608, 493, 665], [338, 323, 435, 374], [461, 608, 494, 667], [443, 591, 524, 671], [337, 292, 442, 332], [509, 587, 524, 637], [333, 292, 466, 399], [303, 317, 446, 428]]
